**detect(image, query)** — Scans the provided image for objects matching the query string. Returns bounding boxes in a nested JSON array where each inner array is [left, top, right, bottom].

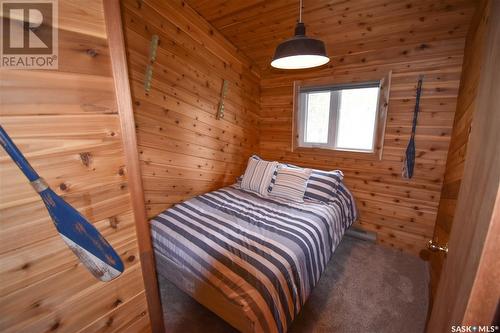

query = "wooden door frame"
[[103, 1, 165, 332], [427, 0, 500, 330]]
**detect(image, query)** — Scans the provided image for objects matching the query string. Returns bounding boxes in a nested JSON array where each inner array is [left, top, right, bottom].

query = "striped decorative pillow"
[[337, 181, 358, 222], [269, 166, 312, 202], [238, 155, 278, 192], [267, 168, 278, 192], [304, 169, 344, 203], [241, 156, 278, 196]]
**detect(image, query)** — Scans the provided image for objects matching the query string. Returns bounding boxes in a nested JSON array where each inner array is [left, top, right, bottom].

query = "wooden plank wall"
[[430, 0, 491, 300], [0, 1, 150, 332], [120, 0, 261, 219], [259, 11, 475, 256]]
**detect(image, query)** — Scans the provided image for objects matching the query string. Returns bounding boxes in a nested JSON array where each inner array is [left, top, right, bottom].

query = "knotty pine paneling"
[[121, 0, 261, 219], [0, 1, 150, 332], [258, 30, 474, 256], [187, 0, 476, 72], [430, 0, 491, 301]]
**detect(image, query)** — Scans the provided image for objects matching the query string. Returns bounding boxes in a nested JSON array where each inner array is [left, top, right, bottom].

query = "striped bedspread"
[[150, 184, 357, 333]]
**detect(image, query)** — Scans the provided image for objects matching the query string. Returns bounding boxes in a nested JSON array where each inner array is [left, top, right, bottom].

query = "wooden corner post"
[[102, 1, 165, 332]]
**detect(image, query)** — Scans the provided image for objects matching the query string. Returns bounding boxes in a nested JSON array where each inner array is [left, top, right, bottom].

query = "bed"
[[150, 182, 357, 333]]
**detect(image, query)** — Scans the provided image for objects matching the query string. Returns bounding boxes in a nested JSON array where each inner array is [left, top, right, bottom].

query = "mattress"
[[150, 183, 357, 333]]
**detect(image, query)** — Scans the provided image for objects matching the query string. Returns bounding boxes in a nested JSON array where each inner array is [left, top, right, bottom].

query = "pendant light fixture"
[[271, 0, 330, 69]]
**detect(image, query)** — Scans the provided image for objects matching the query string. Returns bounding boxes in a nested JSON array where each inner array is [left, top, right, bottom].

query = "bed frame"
[[155, 251, 255, 333]]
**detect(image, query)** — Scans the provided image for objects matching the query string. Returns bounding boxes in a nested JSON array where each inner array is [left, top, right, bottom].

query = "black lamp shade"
[[271, 23, 329, 69]]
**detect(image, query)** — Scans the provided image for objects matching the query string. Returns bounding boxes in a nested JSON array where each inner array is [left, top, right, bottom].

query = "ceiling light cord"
[[299, 0, 303, 23]]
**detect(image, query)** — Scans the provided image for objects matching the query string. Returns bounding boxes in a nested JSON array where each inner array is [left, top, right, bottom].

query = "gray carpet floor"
[[158, 236, 429, 333]]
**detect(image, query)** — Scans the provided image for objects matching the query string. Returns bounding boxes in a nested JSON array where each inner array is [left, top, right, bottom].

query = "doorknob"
[[427, 240, 448, 255]]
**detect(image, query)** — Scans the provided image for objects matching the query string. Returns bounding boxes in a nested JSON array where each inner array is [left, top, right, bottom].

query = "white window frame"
[[297, 81, 382, 153]]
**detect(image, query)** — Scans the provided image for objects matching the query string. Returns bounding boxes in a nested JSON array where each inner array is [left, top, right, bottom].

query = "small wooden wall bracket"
[[144, 34, 159, 92], [148, 34, 159, 62], [144, 65, 153, 92], [216, 80, 229, 119]]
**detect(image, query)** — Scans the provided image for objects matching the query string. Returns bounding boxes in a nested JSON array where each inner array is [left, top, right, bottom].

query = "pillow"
[[241, 156, 278, 196], [304, 169, 344, 203], [238, 155, 278, 192], [267, 168, 278, 192], [255, 155, 279, 192], [336, 181, 358, 222], [269, 166, 312, 202]]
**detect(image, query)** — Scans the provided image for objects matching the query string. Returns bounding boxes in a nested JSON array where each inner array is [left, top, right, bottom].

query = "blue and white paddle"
[[0, 125, 124, 281]]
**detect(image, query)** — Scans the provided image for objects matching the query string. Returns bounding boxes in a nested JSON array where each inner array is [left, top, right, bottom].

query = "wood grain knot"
[[109, 216, 119, 229], [113, 298, 123, 308], [50, 320, 60, 331], [79, 152, 92, 167], [86, 49, 98, 57]]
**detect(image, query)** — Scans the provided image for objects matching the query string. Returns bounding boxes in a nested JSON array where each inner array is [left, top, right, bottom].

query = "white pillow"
[[241, 157, 278, 196], [269, 166, 312, 202]]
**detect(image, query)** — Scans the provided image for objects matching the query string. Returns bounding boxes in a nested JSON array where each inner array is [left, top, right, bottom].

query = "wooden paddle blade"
[[40, 188, 124, 281], [403, 139, 416, 179], [59, 234, 123, 282]]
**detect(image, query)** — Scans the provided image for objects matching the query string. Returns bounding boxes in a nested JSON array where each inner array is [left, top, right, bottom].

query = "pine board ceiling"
[[185, 0, 477, 72]]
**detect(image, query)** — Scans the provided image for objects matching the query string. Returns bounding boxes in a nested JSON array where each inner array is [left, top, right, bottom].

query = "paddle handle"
[[410, 76, 424, 138], [0, 125, 41, 182]]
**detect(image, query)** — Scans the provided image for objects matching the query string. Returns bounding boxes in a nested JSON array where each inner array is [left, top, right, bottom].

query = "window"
[[297, 81, 382, 153]]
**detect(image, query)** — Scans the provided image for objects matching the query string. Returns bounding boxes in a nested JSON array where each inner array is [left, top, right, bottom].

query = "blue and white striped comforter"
[[151, 184, 357, 333]]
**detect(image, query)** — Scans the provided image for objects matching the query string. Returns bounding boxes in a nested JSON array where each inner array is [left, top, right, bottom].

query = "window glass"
[[297, 82, 381, 153], [335, 87, 379, 151], [304, 92, 331, 144]]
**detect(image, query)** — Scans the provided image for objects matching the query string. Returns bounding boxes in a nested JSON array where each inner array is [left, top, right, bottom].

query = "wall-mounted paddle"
[[402, 75, 424, 179], [0, 125, 124, 281]]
